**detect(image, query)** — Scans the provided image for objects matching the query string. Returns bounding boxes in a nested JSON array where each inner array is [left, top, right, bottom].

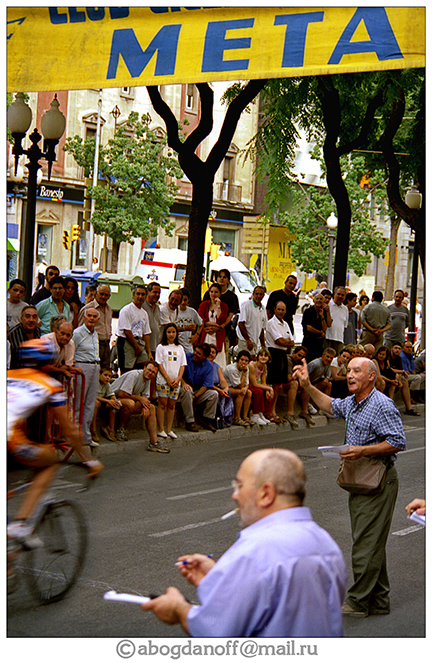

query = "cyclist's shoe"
[[147, 441, 170, 453], [116, 427, 128, 441], [7, 521, 43, 550]]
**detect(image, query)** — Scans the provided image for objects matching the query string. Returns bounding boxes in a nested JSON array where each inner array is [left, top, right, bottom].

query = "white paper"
[[318, 444, 350, 459], [104, 590, 151, 605], [409, 512, 426, 527]]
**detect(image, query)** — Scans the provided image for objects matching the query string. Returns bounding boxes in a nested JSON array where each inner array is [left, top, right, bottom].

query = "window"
[[178, 236, 188, 251], [185, 84, 196, 111], [120, 87, 134, 99]]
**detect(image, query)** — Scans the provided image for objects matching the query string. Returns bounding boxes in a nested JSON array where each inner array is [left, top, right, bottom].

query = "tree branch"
[[183, 83, 214, 153], [338, 87, 385, 155], [206, 79, 267, 175], [147, 86, 183, 153]]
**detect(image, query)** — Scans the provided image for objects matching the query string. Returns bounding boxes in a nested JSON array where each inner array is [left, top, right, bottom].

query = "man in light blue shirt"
[[143, 448, 347, 637], [73, 307, 100, 446], [36, 277, 70, 334]]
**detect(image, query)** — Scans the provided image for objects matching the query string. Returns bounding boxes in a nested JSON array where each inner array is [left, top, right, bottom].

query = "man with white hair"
[[73, 307, 101, 446], [79, 283, 113, 369], [142, 448, 347, 637], [294, 356, 406, 618]]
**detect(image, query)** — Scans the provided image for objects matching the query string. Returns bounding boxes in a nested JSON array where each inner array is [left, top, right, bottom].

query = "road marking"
[[149, 518, 224, 538], [392, 525, 424, 536], [166, 486, 230, 501], [399, 446, 425, 455]]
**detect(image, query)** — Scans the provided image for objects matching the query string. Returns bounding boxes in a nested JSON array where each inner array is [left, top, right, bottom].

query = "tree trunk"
[[384, 213, 401, 300]]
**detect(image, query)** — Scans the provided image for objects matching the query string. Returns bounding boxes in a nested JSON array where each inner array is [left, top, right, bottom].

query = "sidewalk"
[[88, 396, 424, 458]]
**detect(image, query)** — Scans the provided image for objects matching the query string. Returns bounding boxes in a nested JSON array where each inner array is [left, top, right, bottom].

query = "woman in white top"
[[155, 323, 187, 440]]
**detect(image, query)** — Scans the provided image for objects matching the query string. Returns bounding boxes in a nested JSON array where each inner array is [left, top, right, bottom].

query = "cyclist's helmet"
[[17, 338, 58, 367]]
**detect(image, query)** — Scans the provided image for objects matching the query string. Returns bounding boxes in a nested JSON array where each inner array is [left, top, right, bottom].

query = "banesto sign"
[[7, 7, 425, 93]]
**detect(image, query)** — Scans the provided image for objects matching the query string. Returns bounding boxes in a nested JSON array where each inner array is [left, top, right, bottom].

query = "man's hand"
[[140, 397, 152, 411], [340, 445, 365, 460], [292, 359, 310, 389], [405, 498, 425, 516], [176, 554, 216, 587], [141, 587, 191, 626]]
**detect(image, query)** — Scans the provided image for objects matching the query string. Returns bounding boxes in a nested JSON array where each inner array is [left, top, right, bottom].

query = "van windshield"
[[231, 271, 257, 293], [174, 264, 187, 282]]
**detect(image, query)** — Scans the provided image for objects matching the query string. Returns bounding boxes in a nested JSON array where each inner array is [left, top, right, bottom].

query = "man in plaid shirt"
[[294, 356, 406, 618]]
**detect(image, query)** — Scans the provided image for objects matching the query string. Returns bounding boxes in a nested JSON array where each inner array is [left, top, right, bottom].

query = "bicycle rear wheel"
[[24, 500, 87, 604]]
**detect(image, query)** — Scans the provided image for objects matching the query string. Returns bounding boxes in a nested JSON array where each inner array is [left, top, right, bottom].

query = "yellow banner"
[[7, 6, 425, 92]]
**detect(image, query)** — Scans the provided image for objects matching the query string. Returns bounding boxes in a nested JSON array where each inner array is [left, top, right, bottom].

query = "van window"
[[231, 271, 257, 294], [174, 264, 187, 282]]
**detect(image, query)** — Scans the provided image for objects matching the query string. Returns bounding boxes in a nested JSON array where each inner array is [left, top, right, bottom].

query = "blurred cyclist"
[[7, 338, 103, 547]]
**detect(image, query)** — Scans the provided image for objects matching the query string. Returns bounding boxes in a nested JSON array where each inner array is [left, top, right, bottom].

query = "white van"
[[135, 248, 263, 305], [135, 248, 187, 303]]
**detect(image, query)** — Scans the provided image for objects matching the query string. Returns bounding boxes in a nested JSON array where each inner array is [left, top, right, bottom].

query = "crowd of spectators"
[[7, 266, 425, 452]]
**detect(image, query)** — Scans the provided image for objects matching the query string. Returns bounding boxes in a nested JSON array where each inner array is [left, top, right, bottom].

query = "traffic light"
[[84, 177, 92, 221], [62, 230, 70, 250], [71, 224, 81, 242]]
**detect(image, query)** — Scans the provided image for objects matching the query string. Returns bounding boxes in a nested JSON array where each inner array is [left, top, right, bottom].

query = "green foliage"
[[278, 154, 388, 277], [64, 112, 183, 245]]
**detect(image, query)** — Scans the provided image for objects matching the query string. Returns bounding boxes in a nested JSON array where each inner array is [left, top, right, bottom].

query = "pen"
[[175, 554, 213, 568]]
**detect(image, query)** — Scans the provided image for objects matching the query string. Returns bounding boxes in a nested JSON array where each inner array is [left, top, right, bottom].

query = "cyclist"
[[7, 338, 103, 547]]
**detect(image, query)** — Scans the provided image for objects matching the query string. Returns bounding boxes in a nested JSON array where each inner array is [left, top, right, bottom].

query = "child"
[[248, 347, 274, 425], [91, 367, 124, 444], [155, 323, 187, 440], [223, 350, 252, 427]]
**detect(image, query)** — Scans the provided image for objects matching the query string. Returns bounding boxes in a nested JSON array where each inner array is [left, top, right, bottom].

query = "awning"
[[7, 238, 20, 251]]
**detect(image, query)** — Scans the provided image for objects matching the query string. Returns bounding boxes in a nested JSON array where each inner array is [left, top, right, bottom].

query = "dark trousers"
[[346, 464, 398, 611]]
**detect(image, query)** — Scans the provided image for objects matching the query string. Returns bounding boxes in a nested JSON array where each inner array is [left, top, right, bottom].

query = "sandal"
[[272, 415, 282, 424], [242, 417, 251, 426], [405, 409, 420, 416], [233, 418, 247, 426]]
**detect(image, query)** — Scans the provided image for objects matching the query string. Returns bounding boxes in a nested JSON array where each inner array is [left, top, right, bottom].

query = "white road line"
[[392, 525, 424, 536], [399, 446, 425, 455], [166, 486, 231, 501], [149, 518, 223, 538]]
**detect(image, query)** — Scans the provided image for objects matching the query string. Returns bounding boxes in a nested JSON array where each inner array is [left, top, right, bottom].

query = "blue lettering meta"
[[107, 26, 182, 79], [329, 7, 403, 64], [274, 12, 324, 67], [202, 18, 254, 72]]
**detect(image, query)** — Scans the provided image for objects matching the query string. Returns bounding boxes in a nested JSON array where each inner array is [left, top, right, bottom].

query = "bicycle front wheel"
[[24, 500, 87, 604]]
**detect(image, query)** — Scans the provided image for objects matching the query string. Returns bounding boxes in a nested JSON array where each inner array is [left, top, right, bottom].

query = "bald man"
[[142, 448, 347, 637], [294, 357, 406, 618]]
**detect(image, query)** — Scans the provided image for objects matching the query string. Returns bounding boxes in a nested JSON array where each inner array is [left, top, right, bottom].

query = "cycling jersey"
[[7, 369, 67, 463]]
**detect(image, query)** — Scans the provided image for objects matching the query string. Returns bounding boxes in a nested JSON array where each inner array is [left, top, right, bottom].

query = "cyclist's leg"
[[8, 424, 60, 521]]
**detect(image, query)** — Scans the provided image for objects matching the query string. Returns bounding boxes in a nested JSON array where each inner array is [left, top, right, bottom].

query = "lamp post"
[[7, 93, 66, 301], [326, 212, 338, 291], [404, 185, 423, 345]]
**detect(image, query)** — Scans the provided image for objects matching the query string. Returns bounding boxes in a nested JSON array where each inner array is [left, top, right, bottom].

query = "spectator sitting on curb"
[[92, 367, 126, 443], [289, 346, 315, 427], [177, 343, 218, 433], [223, 350, 252, 427], [305, 348, 336, 419], [110, 360, 170, 453]]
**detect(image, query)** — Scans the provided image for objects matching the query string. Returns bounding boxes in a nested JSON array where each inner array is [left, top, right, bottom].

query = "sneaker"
[[147, 441, 170, 453], [308, 403, 318, 415], [116, 427, 128, 441], [258, 414, 269, 425], [167, 431, 178, 439], [7, 521, 43, 550], [158, 431, 168, 438], [90, 439, 100, 448], [298, 412, 315, 427], [341, 602, 368, 618], [286, 415, 299, 429], [250, 414, 263, 425]]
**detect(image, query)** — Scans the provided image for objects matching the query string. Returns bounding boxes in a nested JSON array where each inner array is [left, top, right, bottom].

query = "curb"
[[89, 413, 335, 457]]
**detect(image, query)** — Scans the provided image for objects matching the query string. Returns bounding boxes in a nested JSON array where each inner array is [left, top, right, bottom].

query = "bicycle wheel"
[[24, 500, 87, 604]]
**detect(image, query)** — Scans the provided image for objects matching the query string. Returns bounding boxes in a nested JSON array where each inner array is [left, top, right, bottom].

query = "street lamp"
[[7, 93, 66, 301], [404, 185, 423, 345], [326, 212, 338, 291]]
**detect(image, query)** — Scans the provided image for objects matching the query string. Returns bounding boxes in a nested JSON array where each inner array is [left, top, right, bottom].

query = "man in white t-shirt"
[[236, 286, 267, 358], [7, 279, 29, 330], [325, 287, 348, 354], [160, 289, 182, 326], [116, 285, 152, 374]]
